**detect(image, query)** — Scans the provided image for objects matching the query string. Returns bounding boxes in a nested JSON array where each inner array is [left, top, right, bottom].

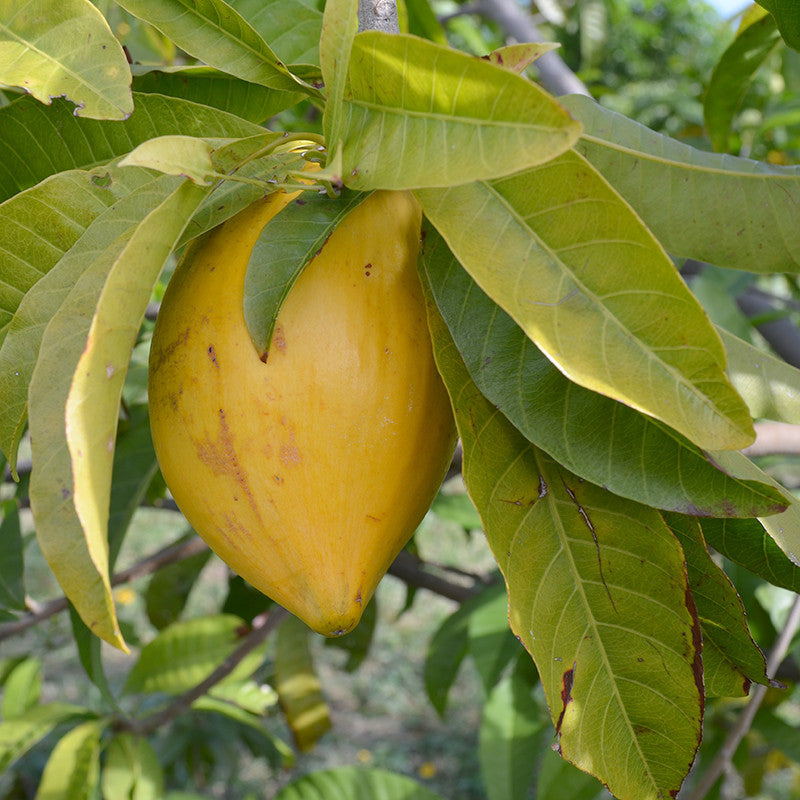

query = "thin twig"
[[114, 606, 290, 736], [681, 595, 800, 800]]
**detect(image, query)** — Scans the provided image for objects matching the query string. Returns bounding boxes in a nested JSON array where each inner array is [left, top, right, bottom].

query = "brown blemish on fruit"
[[273, 325, 287, 354]]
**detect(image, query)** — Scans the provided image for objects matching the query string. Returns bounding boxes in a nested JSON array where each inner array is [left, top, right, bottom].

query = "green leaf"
[[561, 93, 800, 274], [757, 0, 800, 51], [145, 537, 212, 629], [536, 745, 606, 800], [0, 167, 167, 476], [35, 719, 105, 800], [132, 65, 302, 123], [208, 679, 278, 715], [115, 0, 313, 94], [124, 615, 262, 695], [1, 657, 42, 719], [0, 703, 88, 774], [0, 92, 264, 202], [68, 603, 119, 710], [700, 516, 800, 594], [424, 596, 471, 715], [662, 513, 768, 692], [120, 135, 222, 185], [274, 615, 331, 752], [319, 0, 359, 155], [704, 7, 781, 152], [0, 0, 133, 120], [420, 226, 786, 516], [0, 499, 24, 611], [425, 298, 703, 800], [243, 189, 367, 354], [720, 327, 800, 425], [28, 179, 207, 649], [417, 164, 755, 453], [478, 670, 544, 800], [101, 734, 164, 800], [233, 0, 323, 66], [275, 767, 446, 800], [340, 32, 581, 190]]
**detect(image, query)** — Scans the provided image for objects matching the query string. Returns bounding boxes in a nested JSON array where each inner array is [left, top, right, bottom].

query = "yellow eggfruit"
[[148, 188, 457, 636]]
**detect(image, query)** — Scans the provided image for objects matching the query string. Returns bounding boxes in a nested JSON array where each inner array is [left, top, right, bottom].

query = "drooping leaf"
[[424, 596, 471, 715], [0, 167, 170, 475], [319, 0, 359, 154], [720, 327, 800, 425], [700, 516, 800, 594], [132, 66, 302, 123], [425, 295, 703, 800], [0, 92, 264, 201], [663, 513, 768, 692], [420, 227, 785, 516], [115, 0, 312, 94], [35, 719, 105, 800], [561, 94, 800, 274], [757, 0, 800, 51], [418, 153, 755, 453], [0, 499, 24, 611], [478, 668, 544, 800], [100, 733, 165, 800], [275, 767, 445, 800], [0, 0, 132, 119], [244, 189, 367, 354], [28, 179, 207, 649], [232, 0, 323, 66], [69, 603, 119, 711], [0, 703, 89, 774], [274, 615, 331, 752], [340, 32, 581, 190], [124, 615, 263, 696], [704, 7, 781, 152]]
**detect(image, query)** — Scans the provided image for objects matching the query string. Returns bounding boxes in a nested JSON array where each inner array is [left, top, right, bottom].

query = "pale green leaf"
[[274, 615, 331, 752], [0, 703, 89, 773], [1, 656, 41, 718], [0, 167, 175, 473], [35, 719, 105, 800], [757, 0, 800, 50], [0, 0, 132, 119], [720, 327, 800, 425], [478, 671, 543, 800], [124, 615, 264, 695], [340, 32, 581, 189], [101, 734, 164, 800], [275, 767, 445, 800], [115, 0, 313, 94], [704, 7, 780, 152], [487, 42, 560, 73], [132, 65, 302, 123], [208, 679, 278, 715], [0, 92, 264, 202], [561, 93, 800, 273], [244, 189, 367, 354], [418, 150, 755, 452], [232, 0, 322, 66], [707, 449, 800, 566], [420, 226, 786, 516], [319, 0, 359, 154], [120, 135, 219, 184], [426, 301, 703, 800]]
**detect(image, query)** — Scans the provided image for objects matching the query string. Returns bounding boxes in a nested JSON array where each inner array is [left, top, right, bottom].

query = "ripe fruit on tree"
[[148, 186, 457, 636]]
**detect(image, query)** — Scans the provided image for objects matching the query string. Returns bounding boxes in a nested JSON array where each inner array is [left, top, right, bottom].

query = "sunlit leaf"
[[425, 294, 703, 800], [35, 719, 105, 800], [0, 0, 132, 119], [101, 734, 164, 800], [275, 767, 445, 800], [232, 0, 322, 65], [420, 227, 785, 516], [0, 656, 41, 718], [418, 152, 755, 452], [340, 32, 581, 189], [704, 7, 780, 152], [562, 94, 800, 273]]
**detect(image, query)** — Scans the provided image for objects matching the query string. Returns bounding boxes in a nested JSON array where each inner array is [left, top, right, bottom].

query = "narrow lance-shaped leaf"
[[340, 31, 581, 190], [560, 94, 800, 274], [0, 0, 133, 119], [418, 150, 755, 452], [419, 226, 786, 516], [423, 285, 703, 800], [115, 0, 314, 95], [704, 7, 781, 153]]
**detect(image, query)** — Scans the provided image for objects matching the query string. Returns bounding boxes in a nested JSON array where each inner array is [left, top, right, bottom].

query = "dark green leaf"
[[0, 499, 24, 611], [757, 0, 800, 51], [69, 604, 119, 711]]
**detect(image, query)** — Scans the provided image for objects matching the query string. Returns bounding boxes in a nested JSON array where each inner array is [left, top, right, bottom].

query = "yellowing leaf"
[[0, 0, 132, 119], [417, 149, 755, 452]]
